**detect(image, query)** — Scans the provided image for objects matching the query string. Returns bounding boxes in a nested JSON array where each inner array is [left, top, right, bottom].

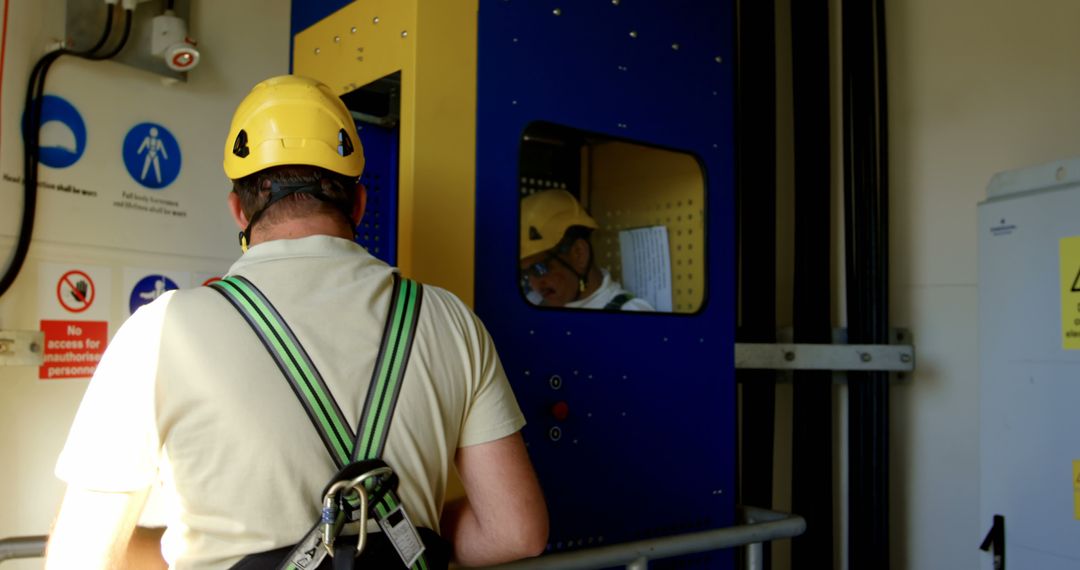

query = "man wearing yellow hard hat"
[[520, 189, 654, 311], [48, 76, 547, 570]]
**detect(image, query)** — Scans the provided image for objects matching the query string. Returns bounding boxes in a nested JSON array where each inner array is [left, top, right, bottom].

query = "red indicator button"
[[551, 401, 570, 421]]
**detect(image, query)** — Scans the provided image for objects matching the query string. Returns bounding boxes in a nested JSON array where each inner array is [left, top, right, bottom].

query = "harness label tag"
[[377, 504, 425, 567], [285, 525, 327, 570]]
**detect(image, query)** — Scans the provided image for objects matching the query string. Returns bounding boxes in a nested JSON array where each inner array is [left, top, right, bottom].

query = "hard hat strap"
[[551, 238, 595, 302], [239, 180, 356, 251]]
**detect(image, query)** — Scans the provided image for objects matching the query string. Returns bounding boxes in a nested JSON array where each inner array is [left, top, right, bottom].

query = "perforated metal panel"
[[589, 141, 706, 313], [475, 1, 736, 566], [355, 122, 399, 266]]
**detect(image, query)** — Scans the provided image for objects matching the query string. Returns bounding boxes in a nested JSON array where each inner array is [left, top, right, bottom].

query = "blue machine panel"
[[475, 1, 736, 566], [355, 123, 399, 266], [290, 0, 352, 36]]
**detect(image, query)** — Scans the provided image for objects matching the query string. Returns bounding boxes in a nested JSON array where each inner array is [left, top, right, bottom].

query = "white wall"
[[0, 1, 290, 568], [889, 0, 1080, 568], [770, 0, 1080, 569]]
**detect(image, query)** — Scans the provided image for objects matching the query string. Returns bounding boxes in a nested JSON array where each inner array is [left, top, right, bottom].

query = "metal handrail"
[[0, 535, 46, 563], [482, 507, 805, 570], [0, 507, 804, 569]]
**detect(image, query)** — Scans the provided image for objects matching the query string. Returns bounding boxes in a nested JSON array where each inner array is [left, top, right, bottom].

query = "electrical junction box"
[[978, 156, 1080, 568]]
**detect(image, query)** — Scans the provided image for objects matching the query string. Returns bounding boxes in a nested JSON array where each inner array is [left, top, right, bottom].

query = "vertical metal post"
[[842, 0, 891, 566], [746, 542, 764, 570], [789, 0, 835, 566], [736, 0, 778, 565]]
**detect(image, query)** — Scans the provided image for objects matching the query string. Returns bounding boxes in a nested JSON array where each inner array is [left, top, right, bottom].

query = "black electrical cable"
[[0, 6, 131, 298], [85, 8, 132, 61]]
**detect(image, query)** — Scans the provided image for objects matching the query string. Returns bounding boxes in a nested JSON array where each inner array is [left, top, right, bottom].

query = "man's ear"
[[227, 191, 249, 230], [351, 182, 368, 225], [569, 238, 591, 271]]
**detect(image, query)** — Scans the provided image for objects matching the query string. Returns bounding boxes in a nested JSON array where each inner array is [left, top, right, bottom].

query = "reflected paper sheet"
[[618, 226, 673, 311]]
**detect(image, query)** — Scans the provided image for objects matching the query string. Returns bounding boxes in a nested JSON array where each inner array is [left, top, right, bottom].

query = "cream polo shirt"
[[565, 269, 655, 311], [55, 236, 525, 569]]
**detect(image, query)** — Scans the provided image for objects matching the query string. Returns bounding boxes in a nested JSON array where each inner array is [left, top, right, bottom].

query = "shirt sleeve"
[[54, 293, 173, 492], [457, 306, 526, 448]]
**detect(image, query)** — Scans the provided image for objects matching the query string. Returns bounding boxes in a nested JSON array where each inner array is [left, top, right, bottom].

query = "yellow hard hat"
[[223, 75, 364, 180], [520, 190, 599, 259]]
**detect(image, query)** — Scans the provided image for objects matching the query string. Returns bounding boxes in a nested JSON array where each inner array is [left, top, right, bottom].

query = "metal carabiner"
[[322, 466, 394, 559]]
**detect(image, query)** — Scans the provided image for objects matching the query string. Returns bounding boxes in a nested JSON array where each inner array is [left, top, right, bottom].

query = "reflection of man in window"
[[520, 190, 654, 311]]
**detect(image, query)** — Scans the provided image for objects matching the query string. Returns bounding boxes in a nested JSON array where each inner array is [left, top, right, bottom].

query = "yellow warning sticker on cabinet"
[[1060, 238, 1080, 350], [1074, 460, 1080, 519]]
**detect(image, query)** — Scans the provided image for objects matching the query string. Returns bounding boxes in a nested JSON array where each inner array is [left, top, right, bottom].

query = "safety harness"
[[211, 274, 446, 570], [603, 293, 634, 311]]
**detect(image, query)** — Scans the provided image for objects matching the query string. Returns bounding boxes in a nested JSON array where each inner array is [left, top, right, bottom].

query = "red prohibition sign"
[[57, 270, 95, 313]]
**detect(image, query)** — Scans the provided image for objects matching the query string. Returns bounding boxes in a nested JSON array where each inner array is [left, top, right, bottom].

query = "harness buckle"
[[321, 466, 394, 559]]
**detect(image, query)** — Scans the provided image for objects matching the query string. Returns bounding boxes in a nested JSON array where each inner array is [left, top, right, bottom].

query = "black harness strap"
[[603, 293, 634, 310]]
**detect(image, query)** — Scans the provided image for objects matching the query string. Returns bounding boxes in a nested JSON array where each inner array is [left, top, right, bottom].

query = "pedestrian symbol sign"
[[122, 122, 181, 189], [1060, 236, 1080, 349], [57, 270, 95, 313]]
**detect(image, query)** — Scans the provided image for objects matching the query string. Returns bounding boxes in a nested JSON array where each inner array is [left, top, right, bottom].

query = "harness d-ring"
[[321, 466, 395, 558]]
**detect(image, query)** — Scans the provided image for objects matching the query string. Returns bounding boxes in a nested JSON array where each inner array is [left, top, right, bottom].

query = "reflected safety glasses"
[[520, 252, 561, 281]]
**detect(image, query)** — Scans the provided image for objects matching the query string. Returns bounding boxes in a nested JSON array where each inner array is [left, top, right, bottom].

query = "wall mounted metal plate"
[[65, 0, 192, 82]]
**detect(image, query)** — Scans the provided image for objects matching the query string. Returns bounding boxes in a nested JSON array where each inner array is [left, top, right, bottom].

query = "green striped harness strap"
[[211, 273, 429, 570]]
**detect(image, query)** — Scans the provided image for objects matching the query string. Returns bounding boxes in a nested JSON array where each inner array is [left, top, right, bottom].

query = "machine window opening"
[[517, 122, 706, 314]]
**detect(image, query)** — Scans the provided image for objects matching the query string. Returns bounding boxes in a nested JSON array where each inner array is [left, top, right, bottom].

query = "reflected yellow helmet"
[[520, 190, 599, 259], [223, 75, 364, 180]]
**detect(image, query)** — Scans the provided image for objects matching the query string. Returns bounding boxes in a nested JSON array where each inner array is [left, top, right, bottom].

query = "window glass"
[[518, 122, 705, 314]]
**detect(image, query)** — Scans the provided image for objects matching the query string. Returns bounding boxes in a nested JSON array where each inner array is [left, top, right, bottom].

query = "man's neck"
[[247, 214, 354, 247], [581, 267, 603, 298]]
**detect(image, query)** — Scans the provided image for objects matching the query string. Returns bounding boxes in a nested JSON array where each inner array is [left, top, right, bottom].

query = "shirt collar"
[[228, 235, 371, 274]]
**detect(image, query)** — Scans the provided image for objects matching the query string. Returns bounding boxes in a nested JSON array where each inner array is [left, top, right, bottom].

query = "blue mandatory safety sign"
[[123, 122, 182, 189], [28, 95, 87, 169], [129, 274, 178, 314]]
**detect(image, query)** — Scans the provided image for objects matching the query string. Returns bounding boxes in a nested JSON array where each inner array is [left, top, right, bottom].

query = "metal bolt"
[[901, 353, 912, 363], [314, 47, 321, 54], [351, 26, 358, 33], [629, 30, 638, 38], [553, 8, 562, 15], [334, 35, 341, 43], [401, 30, 408, 38], [550, 375, 563, 390], [29, 342, 40, 353], [549, 426, 562, 441], [784, 351, 796, 362], [672, 43, 680, 50], [373, 17, 380, 24], [860, 352, 872, 362], [612, 0, 620, 4], [715, 56, 723, 63]]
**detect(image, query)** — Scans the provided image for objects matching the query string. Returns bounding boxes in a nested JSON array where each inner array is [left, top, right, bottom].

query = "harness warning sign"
[[1060, 237, 1080, 350], [39, 320, 107, 380]]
